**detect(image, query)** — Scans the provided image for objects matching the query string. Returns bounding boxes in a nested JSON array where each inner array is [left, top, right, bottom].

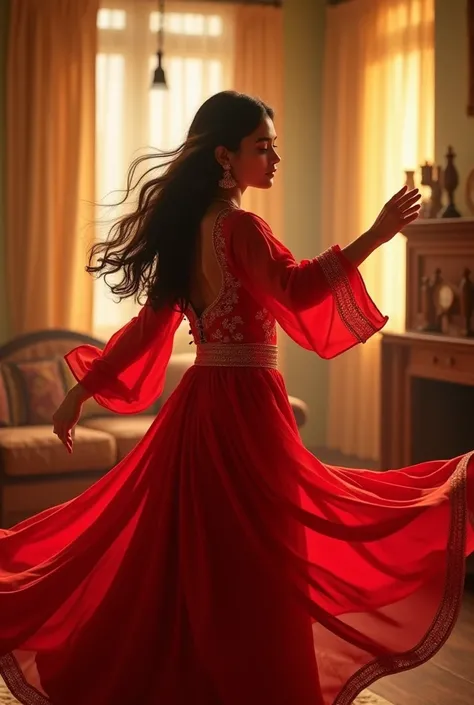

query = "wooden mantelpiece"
[[380, 330, 474, 469], [404, 217, 474, 335], [380, 218, 474, 470]]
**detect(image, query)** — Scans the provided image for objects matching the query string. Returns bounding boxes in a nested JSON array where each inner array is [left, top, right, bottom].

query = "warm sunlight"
[[362, 45, 434, 333], [324, 0, 434, 461]]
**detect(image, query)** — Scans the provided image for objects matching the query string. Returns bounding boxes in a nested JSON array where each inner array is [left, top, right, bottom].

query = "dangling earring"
[[219, 164, 237, 189]]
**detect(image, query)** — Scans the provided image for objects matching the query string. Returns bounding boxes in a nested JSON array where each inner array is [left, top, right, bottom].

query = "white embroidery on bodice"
[[186, 208, 277, 346]]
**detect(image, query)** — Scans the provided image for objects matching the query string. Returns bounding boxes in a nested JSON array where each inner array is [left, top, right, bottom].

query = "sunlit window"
[[97, 8, 126, 30], [149, 11, 223, 37], [93, 3, 234, 337]]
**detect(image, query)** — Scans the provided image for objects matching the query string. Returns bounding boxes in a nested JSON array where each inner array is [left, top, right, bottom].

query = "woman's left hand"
[[52, 387, 86, 453]]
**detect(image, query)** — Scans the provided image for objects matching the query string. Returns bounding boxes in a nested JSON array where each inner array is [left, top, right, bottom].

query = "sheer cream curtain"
[[6, 0, 98, 335], [94, 1, 235, 340], [322, 0, 434, 461], [233, 4, 284, 239]]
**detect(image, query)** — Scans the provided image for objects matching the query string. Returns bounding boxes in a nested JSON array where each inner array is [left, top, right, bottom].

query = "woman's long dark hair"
[[87, 91, 274, 312]]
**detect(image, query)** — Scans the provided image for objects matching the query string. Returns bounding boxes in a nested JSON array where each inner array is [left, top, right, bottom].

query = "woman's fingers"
[[66, 431, 73, 454], [389, 185, 409, 203], [402, 211, 421, 225], [390, 186, 419, 206], [53, 424, 73, 453], [402, 204, 421, 218], [396, 190, 421, 210], [401, 192, 421, 208]]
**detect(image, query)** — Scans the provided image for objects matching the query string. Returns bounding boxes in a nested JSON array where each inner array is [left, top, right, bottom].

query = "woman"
[[0, 91, 472, 705]]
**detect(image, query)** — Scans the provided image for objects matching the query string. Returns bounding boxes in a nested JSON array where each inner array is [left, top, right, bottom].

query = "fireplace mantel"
[[380, 218, 474, 469]]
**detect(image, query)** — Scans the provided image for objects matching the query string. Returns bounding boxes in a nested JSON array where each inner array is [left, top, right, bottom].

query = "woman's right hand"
[[52, 385, 88, 454]]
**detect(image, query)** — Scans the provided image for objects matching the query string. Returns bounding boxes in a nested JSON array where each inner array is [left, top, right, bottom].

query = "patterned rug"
[[354, 693, 393, 705], [0, 679, 393, 704]]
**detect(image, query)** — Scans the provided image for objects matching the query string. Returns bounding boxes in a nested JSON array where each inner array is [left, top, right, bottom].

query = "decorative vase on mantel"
[[404, 170, 416, 190], [440, 145, 461, 218], [419, 162, 443, 218]]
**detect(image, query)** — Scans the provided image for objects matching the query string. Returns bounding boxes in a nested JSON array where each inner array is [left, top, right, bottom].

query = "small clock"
[[435, 283, 455, 313]]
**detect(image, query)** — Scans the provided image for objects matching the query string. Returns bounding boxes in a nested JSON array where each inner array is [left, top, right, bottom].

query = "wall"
[[0, 0, 9, 344], [434, 0, 474, 200], [283, 0, 328, 448]]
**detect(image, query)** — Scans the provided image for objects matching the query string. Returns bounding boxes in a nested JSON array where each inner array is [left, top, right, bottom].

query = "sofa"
[[0, 329, 308, 528]]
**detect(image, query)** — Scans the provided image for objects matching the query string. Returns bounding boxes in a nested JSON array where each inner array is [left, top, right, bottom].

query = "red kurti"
[[0, 208, 472, 705]]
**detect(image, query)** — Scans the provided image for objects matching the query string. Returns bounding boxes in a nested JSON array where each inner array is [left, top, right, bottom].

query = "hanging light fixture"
[[151, 0, 167, 89]]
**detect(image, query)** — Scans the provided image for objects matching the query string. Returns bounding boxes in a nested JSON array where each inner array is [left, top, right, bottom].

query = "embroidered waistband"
[[194, 343, 278, 369]]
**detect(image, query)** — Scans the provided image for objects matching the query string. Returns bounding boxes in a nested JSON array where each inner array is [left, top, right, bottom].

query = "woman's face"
[[221, 116, 281, 191]]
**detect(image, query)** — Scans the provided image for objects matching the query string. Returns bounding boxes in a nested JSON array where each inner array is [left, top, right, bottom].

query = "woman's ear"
[[214, 146, 229, 169]]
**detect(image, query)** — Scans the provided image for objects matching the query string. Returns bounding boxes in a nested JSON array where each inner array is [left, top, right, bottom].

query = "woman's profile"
[[0, 91, 472, 705]]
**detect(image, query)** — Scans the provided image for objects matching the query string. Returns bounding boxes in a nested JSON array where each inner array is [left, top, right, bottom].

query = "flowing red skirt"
[[0, 365, 472, 705]]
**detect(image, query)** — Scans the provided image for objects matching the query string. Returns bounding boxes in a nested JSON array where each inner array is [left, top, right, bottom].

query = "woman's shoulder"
[[223, 208, 290, 260], [225, 208, 273, 235]]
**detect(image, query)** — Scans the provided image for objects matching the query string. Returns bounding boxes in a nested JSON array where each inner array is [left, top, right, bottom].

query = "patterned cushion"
[[1, 358, 68, 426]]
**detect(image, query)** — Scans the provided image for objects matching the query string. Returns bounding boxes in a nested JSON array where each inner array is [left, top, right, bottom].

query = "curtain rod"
[[184, 0, 282, 5], [220, 1, 281, 4]]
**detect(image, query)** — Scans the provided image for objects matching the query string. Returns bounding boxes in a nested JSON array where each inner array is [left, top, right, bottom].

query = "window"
[[97, 8, 126, 30], [93, 2, 235, 338]]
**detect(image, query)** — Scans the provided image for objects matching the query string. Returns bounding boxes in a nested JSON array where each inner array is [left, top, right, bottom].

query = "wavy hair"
[[87, 91, 274, 312]]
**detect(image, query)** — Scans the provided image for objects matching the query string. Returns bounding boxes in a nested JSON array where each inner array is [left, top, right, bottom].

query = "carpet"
[[0, 679, 394, 704]]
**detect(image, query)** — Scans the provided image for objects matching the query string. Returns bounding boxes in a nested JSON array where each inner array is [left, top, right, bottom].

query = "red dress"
[[0, 207, 473, 705]]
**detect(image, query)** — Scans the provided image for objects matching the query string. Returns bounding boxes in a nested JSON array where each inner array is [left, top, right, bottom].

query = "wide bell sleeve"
[[65, 301, 183, 414], [225, 211, 388, 358]]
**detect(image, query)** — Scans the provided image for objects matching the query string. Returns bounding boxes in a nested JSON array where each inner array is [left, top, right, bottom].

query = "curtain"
[[231, 3, 285, 370], [469, 0, 474, 116], [94, 0, 236, 341], [0, 0, 9, 343], [322, 0, 434, 461], [233, 4, 284, 240], [6, 0, 98, 335]]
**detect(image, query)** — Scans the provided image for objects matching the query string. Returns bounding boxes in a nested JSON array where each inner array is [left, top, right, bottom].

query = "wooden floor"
[[371, 582, 474, 705]]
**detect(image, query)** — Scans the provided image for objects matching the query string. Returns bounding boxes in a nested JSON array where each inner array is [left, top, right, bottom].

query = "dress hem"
[[333, 450, 472, 705], [0, 652, 49, 705], [0, 450, 471, 705]]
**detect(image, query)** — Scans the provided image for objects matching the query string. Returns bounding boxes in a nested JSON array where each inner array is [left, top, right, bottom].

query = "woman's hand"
[[342, 186, 422, 269], [52, 384, 89, 454], [369, 185, 422, 245]]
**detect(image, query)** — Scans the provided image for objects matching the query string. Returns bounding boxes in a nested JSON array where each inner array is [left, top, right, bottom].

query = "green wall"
[[283, 0, 328, 448], [434, 0, 474, 196], [0, 0, 9, 343]]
